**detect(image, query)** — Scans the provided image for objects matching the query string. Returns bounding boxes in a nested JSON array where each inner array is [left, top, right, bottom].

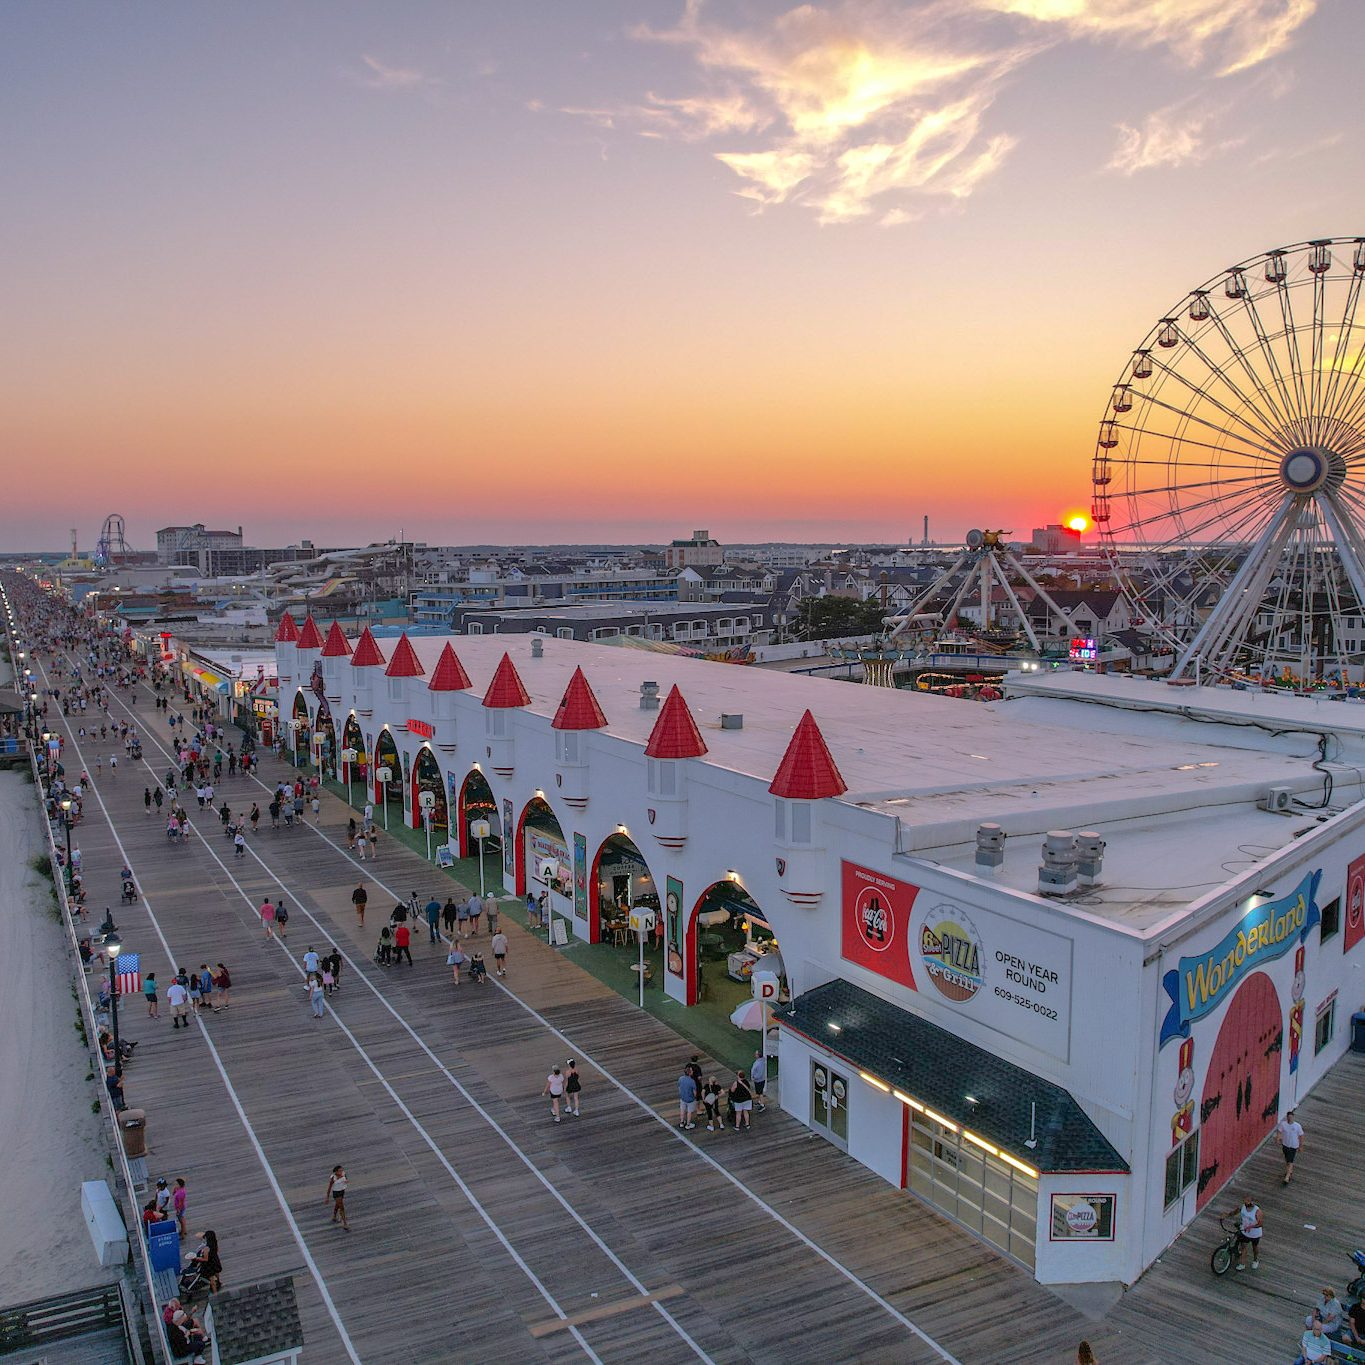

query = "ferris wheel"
[[1094, 237, 1365, 686]]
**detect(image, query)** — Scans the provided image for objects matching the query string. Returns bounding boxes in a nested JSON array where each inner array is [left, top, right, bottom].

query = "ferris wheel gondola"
[[1093, 237, 1365, 687]]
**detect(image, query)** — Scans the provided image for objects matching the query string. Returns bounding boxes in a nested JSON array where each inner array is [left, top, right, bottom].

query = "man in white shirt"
[[303, 946, 320, 975], [1278, 1108, 1305, 1185], [166, 978, 190, 1030], [1233, 1195, 1263, 1270]]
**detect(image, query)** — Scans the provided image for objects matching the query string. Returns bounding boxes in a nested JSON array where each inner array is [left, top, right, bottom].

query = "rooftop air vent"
[[721, 713, 743, 730], [1038, 830, 1078, 897], [640, 680, 659, 711], [975, 823, 1006, 875]]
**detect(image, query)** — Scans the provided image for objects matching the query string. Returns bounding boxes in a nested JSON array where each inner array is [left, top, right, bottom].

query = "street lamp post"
[[59, 797, 73, 892], [471, 820, 491, 898], [103, 935, 123, 1078], [376, 766, 391, 830]]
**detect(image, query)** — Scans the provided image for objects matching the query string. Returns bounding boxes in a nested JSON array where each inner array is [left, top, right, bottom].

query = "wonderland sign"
[[1159, 871, 1321, 1048]]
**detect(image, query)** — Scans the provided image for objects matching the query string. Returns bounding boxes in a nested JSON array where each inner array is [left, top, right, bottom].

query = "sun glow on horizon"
[[1067, 514, 1090, 533]]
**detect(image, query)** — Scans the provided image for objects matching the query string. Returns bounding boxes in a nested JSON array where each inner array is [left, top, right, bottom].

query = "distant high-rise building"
[[663, 530, 724, 569], [1031, 524, 1082, 555]]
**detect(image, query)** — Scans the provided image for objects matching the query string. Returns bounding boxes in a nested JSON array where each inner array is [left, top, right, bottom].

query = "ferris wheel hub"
[[1279, 445, 1345, 494]]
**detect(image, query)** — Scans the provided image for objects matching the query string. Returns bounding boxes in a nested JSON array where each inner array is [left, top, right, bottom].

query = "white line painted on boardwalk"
[[105, 661, 957, 1365], [94, 679, 705, 1364], [38, 679, 364, 1365]]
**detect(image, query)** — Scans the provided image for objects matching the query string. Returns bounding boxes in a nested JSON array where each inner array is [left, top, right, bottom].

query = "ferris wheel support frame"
[[884, 538, 1080, 649], [1171, 495, 1296, 678]]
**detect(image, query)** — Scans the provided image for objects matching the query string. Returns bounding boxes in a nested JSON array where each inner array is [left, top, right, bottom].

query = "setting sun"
[[1067, 515, 1090, 533]]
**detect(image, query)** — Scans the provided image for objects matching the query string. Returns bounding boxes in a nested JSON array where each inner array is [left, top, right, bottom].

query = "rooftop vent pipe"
[[1038, 829, 1078, 897], [531, 637, 544, 658], [1075, 830, 1105, 888], [975, 823, 1006, 875], [721, 713, 743, 730], [640, 680, 659, 711]]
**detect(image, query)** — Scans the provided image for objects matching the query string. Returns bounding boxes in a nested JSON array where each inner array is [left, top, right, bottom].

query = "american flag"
[[114, 952, 141, 996]]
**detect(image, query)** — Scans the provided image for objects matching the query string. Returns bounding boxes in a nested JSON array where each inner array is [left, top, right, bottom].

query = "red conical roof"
[[350, 626, 387, 668], [384, 632, 425, 678], [644, 685, 707, 759], [482, 652, 531, 708], [769, 709, 846, 799], [552, 666, 607, 731], [296, 615, 324, 650], [321, 621, 352, 658], [428, 642, 472, 692], [274, 612, 299, 643]]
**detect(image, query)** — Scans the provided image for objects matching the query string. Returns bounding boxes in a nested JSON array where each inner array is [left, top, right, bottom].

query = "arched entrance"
[[457, 768, 499, 861], [1196, 971, 1282, 1210], [341, 715, 366, 788], [314, 700, 336, 778], [516, 796, 570, 911], [290, 691, 311, 763], [688, 880, 775, 1009], [374, 728, 401, 820], [591, 832, 659, 951], [412, 746, 447, 842]]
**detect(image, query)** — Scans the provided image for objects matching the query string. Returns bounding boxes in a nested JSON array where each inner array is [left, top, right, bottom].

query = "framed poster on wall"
[[573, 832, 588, 921], [1049, 1193, 1116, 1242]]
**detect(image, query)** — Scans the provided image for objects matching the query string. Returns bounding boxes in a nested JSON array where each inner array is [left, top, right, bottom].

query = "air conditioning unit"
[[1260, 786, 1294, 813]]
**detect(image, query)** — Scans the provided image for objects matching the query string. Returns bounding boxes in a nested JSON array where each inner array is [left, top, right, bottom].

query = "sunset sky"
[[2, 0, 1361, 551]]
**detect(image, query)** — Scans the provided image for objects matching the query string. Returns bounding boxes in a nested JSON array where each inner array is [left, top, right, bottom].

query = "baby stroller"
[[120, 878, 137, 905]]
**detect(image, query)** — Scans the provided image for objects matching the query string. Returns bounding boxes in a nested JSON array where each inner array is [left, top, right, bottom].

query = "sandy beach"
[[0, 767, 119, 1303]]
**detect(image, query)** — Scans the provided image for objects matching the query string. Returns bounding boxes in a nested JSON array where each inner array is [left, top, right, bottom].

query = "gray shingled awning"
[[776, 979, 1129, 1175]]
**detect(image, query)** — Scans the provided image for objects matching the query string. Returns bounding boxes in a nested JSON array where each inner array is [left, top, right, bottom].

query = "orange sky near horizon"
[[1, 2, 1361, 549]]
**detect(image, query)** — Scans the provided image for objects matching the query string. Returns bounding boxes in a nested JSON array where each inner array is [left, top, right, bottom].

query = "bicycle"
[[1211, 1214, 1243, 1276]]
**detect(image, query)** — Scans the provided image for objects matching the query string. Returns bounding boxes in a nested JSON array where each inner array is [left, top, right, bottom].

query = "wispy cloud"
[[978, 0, 1316, 77], [565, 1, 1034, 224], [349, 54, 436, 93], [557, 0, 1315, 224], [1107, 98, 1240, 174]]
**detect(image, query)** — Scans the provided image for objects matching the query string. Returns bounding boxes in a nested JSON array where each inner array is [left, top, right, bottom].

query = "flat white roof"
[[327, 635, 1363, 929]]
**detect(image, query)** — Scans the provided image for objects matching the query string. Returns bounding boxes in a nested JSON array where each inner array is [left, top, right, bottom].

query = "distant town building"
[[156, 524, 316, 576], [447, 600, 776, 650], [663, 530, 724, 569]]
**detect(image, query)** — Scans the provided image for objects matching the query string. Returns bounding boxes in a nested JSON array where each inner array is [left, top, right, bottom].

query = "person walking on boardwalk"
[[393, 921, 412, 966], [144, 786, 151, 816], [307, 973, 326, 1019], [544, 1066, 565, 1123], [491, 929, 508, 976], [172, 1178, 188, 1237], [303, 946, 320, 976], [327, 947, 342, 993], [442, 897, 458, 938], [275, 900, 289, 941], [677, 1068, 698, 1129], [213, 963, 231, 1010], [144, 972, 159, 1019], [750, 1050, 768, 1113], [457, 896, 472, 939], [424, 895, 441, 944], [485, 896, 500, 936], [1278, 1109, 1304, 1185], [325, 1166, 350, 1230], [260, 898, 276, 939], [729, 1070, 754, 1132], [233, 828, 245, 858], [351, 882, 367, 928], [468, 891, 484, 937], [564, 1059, 582, 1117], [1231, 1194, 1263, 1270], [703, 1076, 724, 1132], [166, 976, 189, 1029]]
